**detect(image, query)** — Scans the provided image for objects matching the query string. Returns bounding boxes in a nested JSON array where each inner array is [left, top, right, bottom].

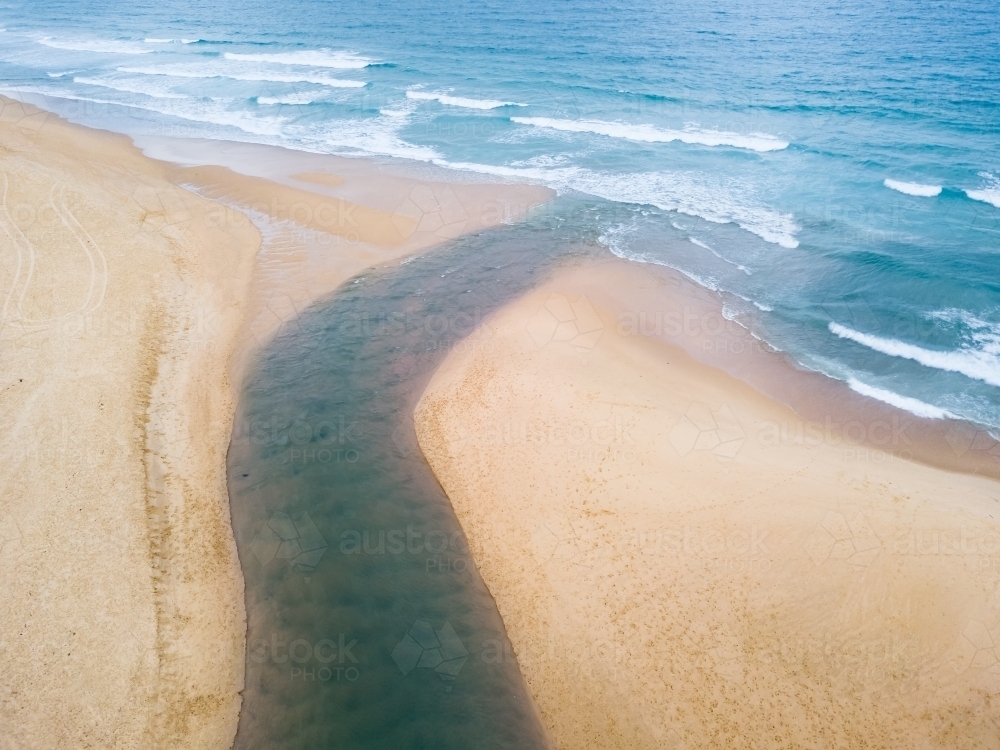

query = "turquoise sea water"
[[1, 0, 998, 427]]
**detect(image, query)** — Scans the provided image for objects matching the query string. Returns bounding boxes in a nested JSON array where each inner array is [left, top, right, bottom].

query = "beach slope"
[[0, 99, 257, 749], [415, 259, 1000, 749]]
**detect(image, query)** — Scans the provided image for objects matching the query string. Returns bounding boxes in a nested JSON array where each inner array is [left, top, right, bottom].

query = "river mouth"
[[226, 197, 602, 749]]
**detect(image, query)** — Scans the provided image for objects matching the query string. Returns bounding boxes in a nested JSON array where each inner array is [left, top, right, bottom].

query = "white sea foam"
[[38, 37, 151, 55], [674, 268, 720, 292], [2, 86, 128, 109], [829, 322, 1000, 388], [406, 90, 525, 110], [112, 97, 290, 136], [509, 154, 571, 169], [965, 189, 1000, 208], [438, 161, 799, 248], [926, 307, 1000, 334], [510, 116, 789, 152], [257, 91, 323, 105], [74, 76, 188, 99], [570, 170, 800, 248], [14, 80, 431, 162], [228, 72, 365, 88], [688, 237, 752, 275], [149, 105, 288, 136], [143, 38, 202, 44], [752, 301, 773, 312], [966, 172, 1000, 208], [846, 378, 956, 420], [883, 178, 941, 197], [596, 222, 636, 257], [295, 114, 442, 162], [118, 65, 366, 87], [16, 83, 289, 137], [223, 50, 372, 69]]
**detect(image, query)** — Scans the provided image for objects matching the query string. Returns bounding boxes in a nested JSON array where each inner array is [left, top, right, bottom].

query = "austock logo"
[[945, 423, 1000, 463], [668, 402, 745, 461], [250, 511, 327, 579], [392, 184, 469, 240], [250, 633, 360, 683], [0, 96, 50, 132], [803, 509, 881, 568], [392, 620, 469, 689], [527, 293, 604, 351], [944, 620, 1000, 674]]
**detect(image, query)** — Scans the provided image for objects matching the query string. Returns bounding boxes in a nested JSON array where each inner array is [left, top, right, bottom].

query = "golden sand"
[[415, 258, 1000, 749], [0, 97, 552, 748], [0, 97, 257, 748]]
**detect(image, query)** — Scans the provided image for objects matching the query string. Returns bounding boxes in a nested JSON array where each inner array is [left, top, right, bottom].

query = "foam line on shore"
[[510, 116, 790, 152]]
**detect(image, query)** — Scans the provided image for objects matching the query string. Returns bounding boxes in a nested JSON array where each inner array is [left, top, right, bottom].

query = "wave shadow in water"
[[228, 198, 602, 749]]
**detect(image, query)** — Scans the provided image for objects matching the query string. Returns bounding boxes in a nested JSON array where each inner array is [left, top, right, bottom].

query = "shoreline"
[[0, 96, 552, 748], [5, 90, 999, 748], [532, 257, 1000, 482], [415, 255, 1000, 748]]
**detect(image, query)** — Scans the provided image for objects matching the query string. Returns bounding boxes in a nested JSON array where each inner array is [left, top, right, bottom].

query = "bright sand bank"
[[415, 257, 1000, 749], [0, 97, 550, 749], [0, 97, 258, 749]]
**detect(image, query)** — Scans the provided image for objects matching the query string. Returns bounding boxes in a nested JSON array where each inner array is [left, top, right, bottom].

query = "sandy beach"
[[0, 97, 258, 749], [415, 257, 1000, 749], [0, 97, 550, 749], [4, 4, 998, 748]]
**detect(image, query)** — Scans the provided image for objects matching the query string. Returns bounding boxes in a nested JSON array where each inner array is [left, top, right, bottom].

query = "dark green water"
[[227, 198, 602, 749]]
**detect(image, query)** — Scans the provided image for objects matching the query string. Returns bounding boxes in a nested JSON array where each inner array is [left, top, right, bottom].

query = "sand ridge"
[[0, 97, 258, 748], [415, 258, 1000, 749]]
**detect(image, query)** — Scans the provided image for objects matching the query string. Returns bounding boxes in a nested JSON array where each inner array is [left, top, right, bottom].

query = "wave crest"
[[966, 172, 1000, 208], [846, 378, 955, 419], [118, 65, 365, 88], [510, 116, 789, 152], [38, 37, 152, 55], [883, 178, 941, 197], [223, 50, 373, 69], [406, 90, 525, 110], [437, 161, 799, 248], [829, 322, 1000, 387]]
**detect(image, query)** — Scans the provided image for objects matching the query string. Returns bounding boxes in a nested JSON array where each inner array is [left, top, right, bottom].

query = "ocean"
[[1, 0, 998, 430]]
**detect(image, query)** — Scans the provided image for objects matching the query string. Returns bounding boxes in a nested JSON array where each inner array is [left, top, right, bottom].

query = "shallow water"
[[226, 200, 600, 748]]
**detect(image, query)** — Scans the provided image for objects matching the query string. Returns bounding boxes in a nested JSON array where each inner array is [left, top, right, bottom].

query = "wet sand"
[[149, 136, 552, 386], [415, 256, 1000, 749]]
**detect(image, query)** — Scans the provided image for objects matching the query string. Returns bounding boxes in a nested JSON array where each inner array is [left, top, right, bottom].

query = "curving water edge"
[[226, 201, 601, 749]]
